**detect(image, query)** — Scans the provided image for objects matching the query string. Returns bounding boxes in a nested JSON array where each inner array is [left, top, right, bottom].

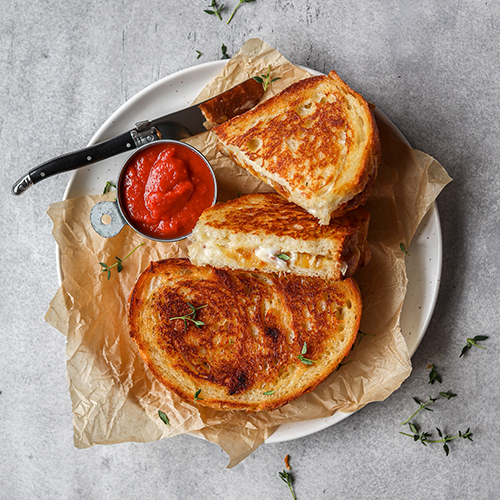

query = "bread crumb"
[[284, 454, 291, 470]]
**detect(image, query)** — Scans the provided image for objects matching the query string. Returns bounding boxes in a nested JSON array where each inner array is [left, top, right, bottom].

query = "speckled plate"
[[59, 60, 442, 443]]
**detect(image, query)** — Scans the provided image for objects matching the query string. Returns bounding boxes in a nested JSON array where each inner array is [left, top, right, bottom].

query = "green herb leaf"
[[263, 390, 274, 396], [169, 304, 207, 331], [400, 395, 438, 425], [253, 65, 281, 91], [194, 389, 203, 402], [460, 335, 488, 357], [400, 242, 410, 256], [158, 410, 170, 426], [439, 390, 457, 400], [428, 364, 442, 385], [103, 181, 116, 194], [196, 50, 202, 59], [98, 242, 145, 280], [204, 0, 224, 20], [221, 43, 230, 59], [298, 342, 317, 365], [278, 470, 297, 500], [227, 0, 256, 24], [276, 253, 290, 261]]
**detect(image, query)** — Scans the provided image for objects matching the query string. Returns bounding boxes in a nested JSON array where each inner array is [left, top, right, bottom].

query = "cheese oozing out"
[[189, 241, 347, 278]]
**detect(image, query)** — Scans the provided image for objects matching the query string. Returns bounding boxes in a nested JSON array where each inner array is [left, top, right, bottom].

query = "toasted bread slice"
[[214, 71, 381, 224], [189, 193, 370, 280], [129, 259, 361, 412]]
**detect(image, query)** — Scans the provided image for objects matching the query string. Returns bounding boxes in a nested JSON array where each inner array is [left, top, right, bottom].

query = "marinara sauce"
[[120, 142, 215, 240]]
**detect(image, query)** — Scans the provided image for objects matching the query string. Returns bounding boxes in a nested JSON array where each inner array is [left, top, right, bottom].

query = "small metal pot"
[[90, 140, 217, 242]]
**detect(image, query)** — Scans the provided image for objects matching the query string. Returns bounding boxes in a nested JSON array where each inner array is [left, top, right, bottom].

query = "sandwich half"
[[188, 193, 371, 280], [213, 71, 381, 224], [129, 258, 362, 412]]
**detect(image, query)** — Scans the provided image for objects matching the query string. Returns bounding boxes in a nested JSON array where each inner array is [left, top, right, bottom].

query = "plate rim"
[[56, 60, 443, 443]]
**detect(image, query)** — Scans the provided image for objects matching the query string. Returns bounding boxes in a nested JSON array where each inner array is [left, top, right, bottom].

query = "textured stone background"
[[1, 1, 499, 498]]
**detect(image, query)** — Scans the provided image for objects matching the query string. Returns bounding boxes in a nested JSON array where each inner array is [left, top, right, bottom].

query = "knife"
[[12, 78, 264, 195]]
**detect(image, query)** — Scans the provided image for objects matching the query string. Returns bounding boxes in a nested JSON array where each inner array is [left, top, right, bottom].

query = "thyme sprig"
[[169, 303, 207, 331], [99, 242, 145, 280], [253, 65, 281, 91], [400, 396, 437, 425], [103, 181, 116, 194], [204, 0, 224, 20], [298, 342, 317, 365], [226, 0, 256, 24], [460, 335, 488, 357], [278, 470, 297, 500], [400, 422, 473, 455]]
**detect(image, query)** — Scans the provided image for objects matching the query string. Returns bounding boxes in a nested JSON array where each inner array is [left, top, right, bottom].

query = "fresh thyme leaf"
[[460, 335, 488, 357], [158, 410, 170, 426], [204, 0, 224, 20], [439, 390, 457, 400], [99, 242, 145, 280], [252, 65, 281, 91], [196, 50, 202, 59], [263, 390, 274, 395], [400, 395, 438, 425], [103, 181, 116, 194], [400, 242, 410, 256], [278, 470, 297, 500], [194, 389, 203, 402], [221, 43, 230, 59], [428, 364, 442, 385], [115, 257, 124, 273], [226, 0, 256, 24], [298, 342, 317, 365], [169, 304, 207, 332], [276, 253, 290, 261]]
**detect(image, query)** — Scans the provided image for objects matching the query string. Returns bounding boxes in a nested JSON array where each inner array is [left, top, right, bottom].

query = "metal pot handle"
[[90, 201, 127, 238]]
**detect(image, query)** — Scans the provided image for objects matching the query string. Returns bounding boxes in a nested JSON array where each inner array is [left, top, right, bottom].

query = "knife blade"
[[12, 78, 264, 195]]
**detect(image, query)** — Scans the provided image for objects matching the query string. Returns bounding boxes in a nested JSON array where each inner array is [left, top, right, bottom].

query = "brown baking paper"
[[45, 39, 452, 467]]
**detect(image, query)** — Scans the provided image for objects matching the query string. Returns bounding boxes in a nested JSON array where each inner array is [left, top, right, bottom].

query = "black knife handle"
[[12, 131, 140, 195], [12, 122, 166, 195]]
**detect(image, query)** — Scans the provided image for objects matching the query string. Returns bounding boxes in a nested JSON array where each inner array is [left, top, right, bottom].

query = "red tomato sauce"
[[120, 142, 215, 240]]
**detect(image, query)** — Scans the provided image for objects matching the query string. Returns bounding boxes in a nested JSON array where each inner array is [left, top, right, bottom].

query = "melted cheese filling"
[[209, 244, 346, 275]]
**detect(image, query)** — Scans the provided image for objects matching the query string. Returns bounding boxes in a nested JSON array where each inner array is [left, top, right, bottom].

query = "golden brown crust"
[[196, 193, 370, 240], [214, 71, 381, 224], [129, 259, 362, 412]]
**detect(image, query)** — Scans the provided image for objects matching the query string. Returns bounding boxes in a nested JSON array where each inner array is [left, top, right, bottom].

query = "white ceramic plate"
[[59, 61, 442, 443]]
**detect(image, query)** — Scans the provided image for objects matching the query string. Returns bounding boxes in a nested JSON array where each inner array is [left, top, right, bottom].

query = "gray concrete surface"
[[1, 1, 499, 498]]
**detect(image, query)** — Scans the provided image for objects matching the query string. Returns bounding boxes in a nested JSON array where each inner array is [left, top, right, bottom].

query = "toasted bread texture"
[[189, 193, 370, 280], [214, 71, 381, 224], [129, 259, 362, 412]]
